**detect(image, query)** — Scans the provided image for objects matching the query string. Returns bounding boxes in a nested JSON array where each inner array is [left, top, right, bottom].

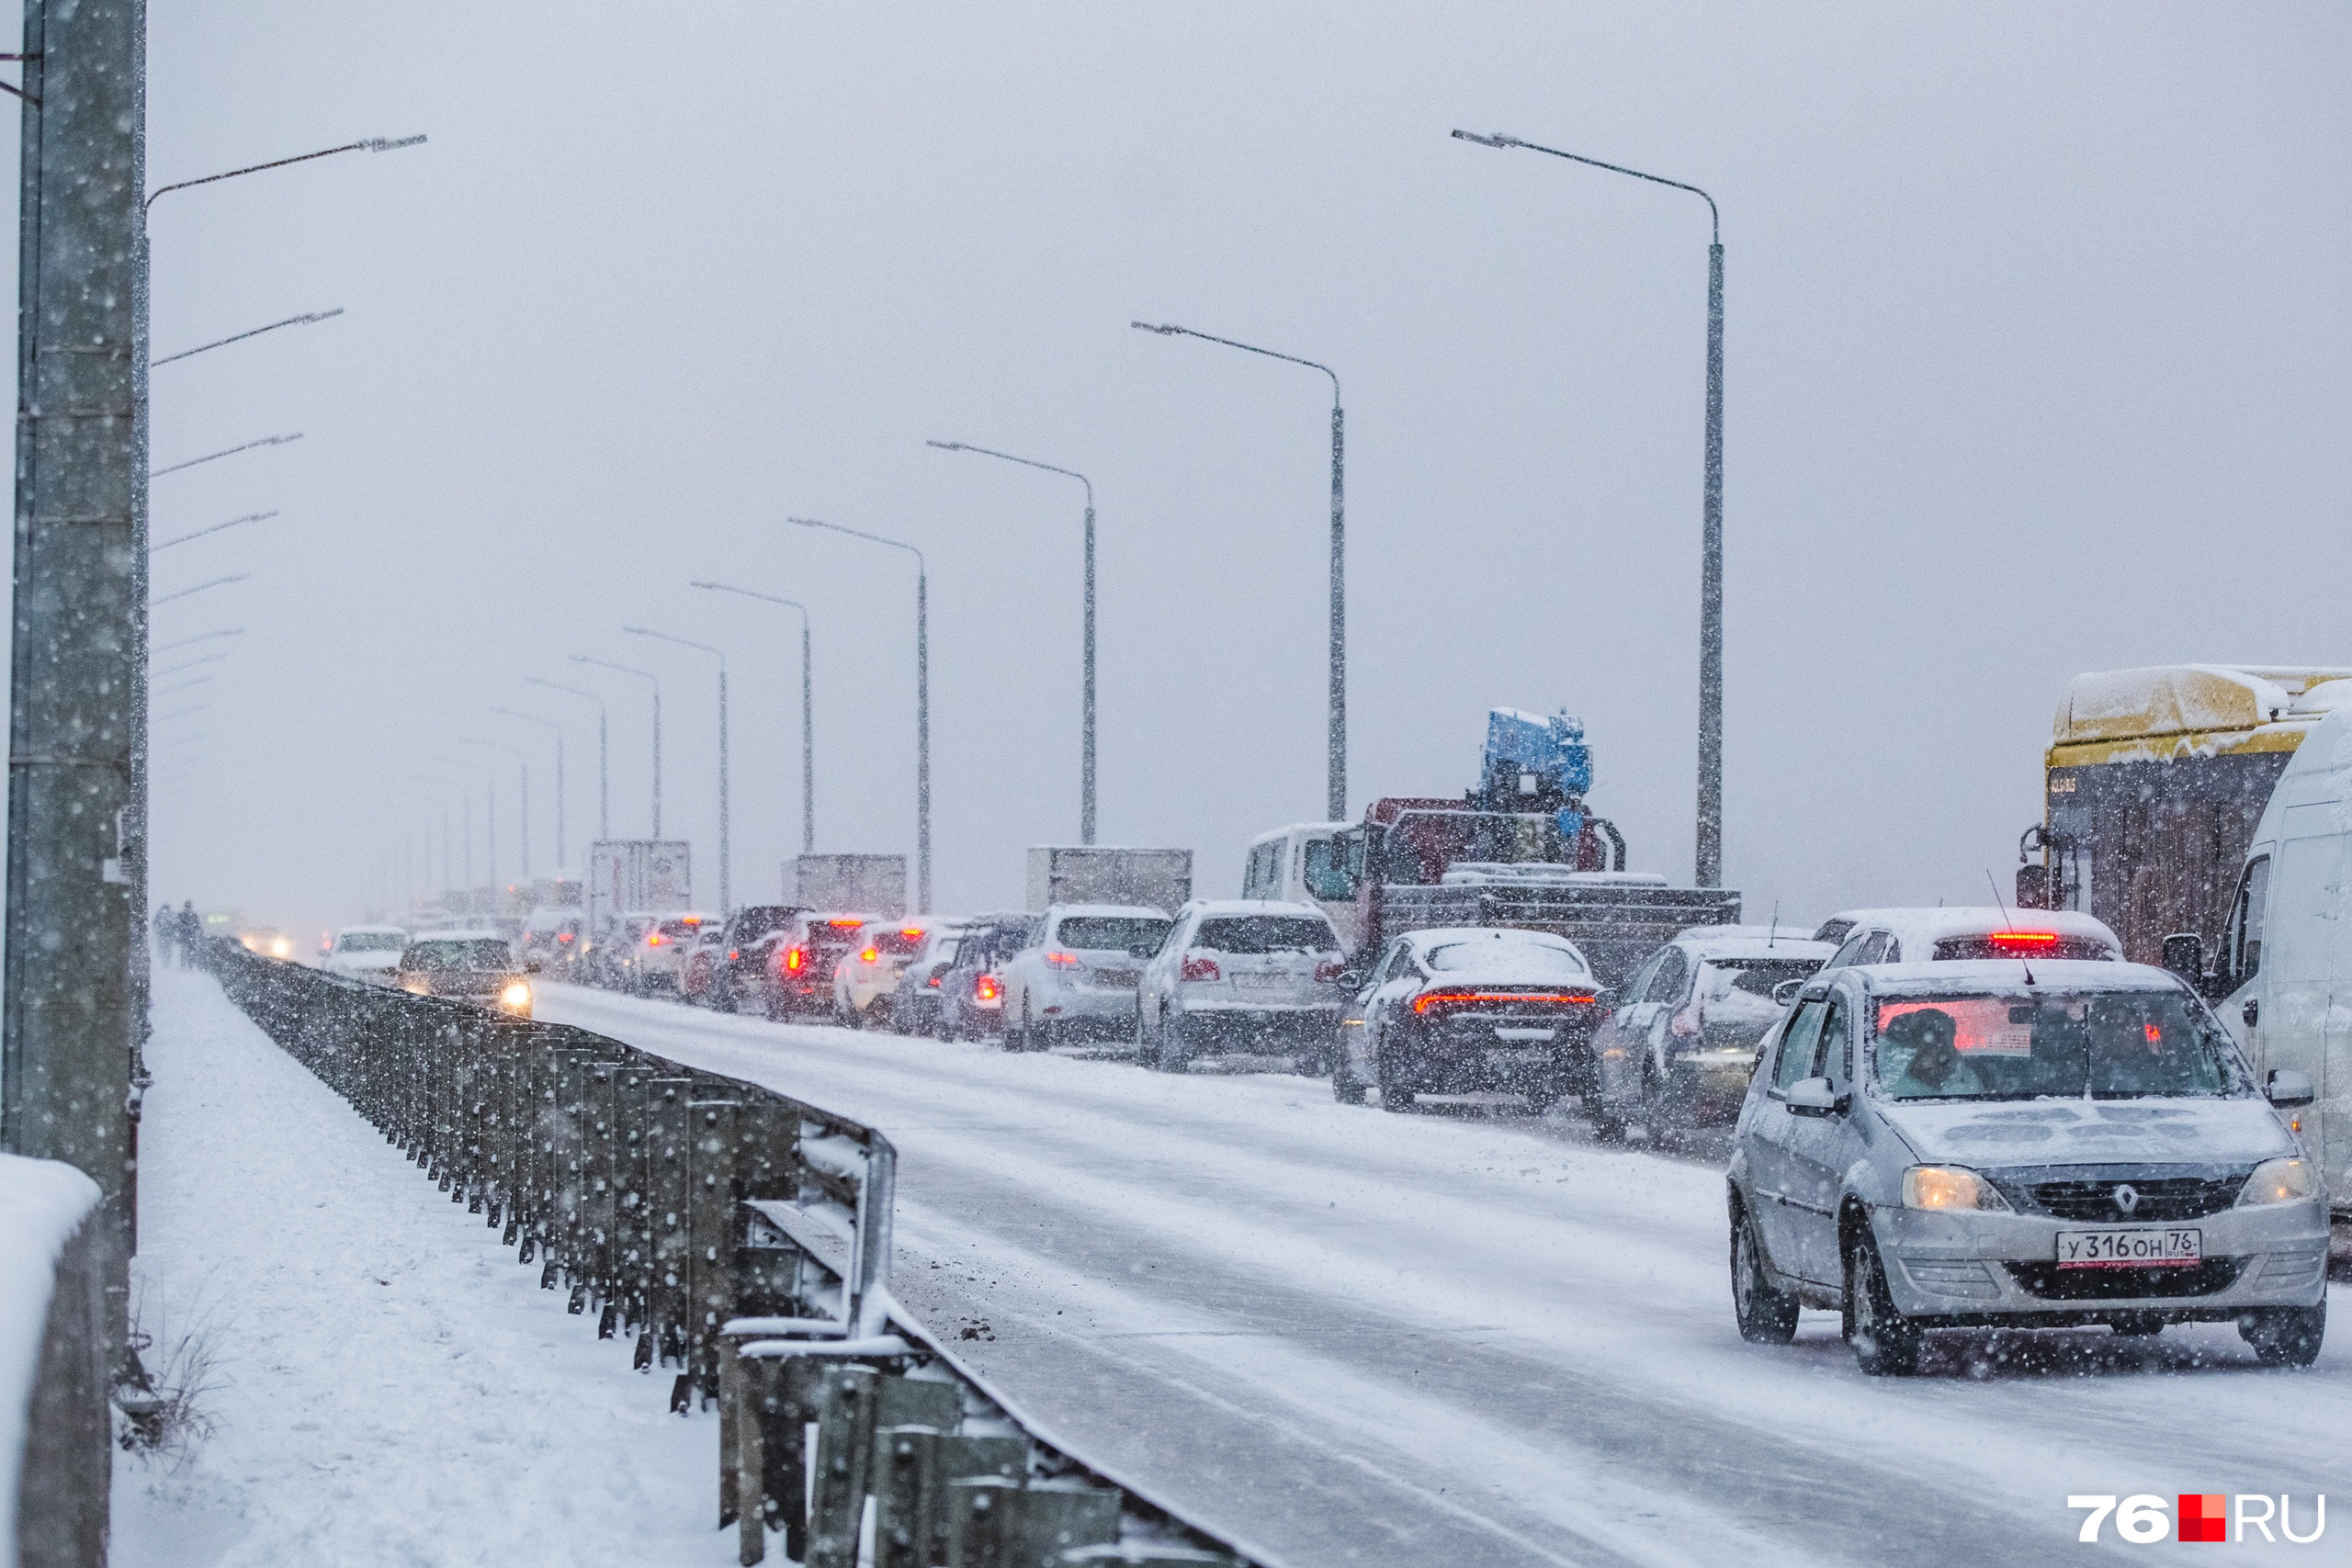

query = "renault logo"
[[2113, 1183, 2141, 1216]]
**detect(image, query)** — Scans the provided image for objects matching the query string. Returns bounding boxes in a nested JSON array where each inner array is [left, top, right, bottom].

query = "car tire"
[[1331, 1051, 1367, 1105], [1134, 1001, 1158, 1069], [1844, 1230, 1923, 1377], [1587, 1103, 1628, 1143], [1376, 1055, 1415, 1111], [1730, 1201, 1800, 1346], [1159, 1012, 1193, 1073], [1008, 1001, 1032, 1053], [2239, 1303, 2326, 1368]]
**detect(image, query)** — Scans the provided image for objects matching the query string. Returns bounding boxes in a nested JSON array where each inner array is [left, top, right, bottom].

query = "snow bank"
[[0, 1153, 102, 1568]]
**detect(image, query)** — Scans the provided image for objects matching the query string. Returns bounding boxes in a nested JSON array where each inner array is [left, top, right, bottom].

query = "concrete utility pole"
[[691, 582, 816, 854], [3, 0, 147, 1359], [492, 707, 565, 869], [625, 627, 729, 913], [526, 677, 609, 841]]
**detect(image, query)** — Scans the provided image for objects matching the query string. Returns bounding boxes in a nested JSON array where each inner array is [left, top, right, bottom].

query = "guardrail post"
[[647, 1077, 693, 1376], [615, 1063, 653, 1339], [805, 1363, 879, 1568], [582, 1060, 619, 1330], [686, 1098, 741, 1406], [876, 1429, 1025, 1568]]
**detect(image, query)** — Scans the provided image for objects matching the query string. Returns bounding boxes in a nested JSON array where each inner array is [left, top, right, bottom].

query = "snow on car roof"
[[1047, 904, 1170, 919], [1668, 924, 1836, 962], [412, 929, 506, 942], [1815, 906, 2120, 953], [334, 923, 408, 935], [1182, 898, 1329, 919], [1839, 958, 2183, 998], [1407, 926, 1583, 951]]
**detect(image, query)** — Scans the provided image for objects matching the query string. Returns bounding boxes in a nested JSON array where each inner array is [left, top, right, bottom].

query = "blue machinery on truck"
[[1468, 707, 1625, 869]]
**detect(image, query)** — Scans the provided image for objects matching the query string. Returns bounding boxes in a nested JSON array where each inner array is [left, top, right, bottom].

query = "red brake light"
[[646, 932, 665, 946], [557, 931, 573, 943], [727, 950, 739, 961], [785, 946, 805, 973], [829, 918, 864, 928], [1045, 951, 1080, 969], [976, 975, 1001, 1001], [1181, 953, 1220, 982], [901, 926, 924, 939], [860, 947, 879, 964], [927, 974, 942, 987], [1413, 990, 1596, 1014], [1988, 931, 2059, 951]]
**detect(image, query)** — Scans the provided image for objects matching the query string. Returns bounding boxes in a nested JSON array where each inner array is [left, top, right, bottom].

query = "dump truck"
[[1320, 707, 1740, 994], [2018, 665, 2352, 964]]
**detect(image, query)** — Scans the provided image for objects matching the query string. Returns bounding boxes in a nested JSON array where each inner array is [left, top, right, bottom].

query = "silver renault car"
[[1727, 959, 2327, 1375]]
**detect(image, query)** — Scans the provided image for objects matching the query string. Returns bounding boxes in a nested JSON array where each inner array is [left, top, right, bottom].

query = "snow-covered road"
[[537, 983, 2352, 1568]]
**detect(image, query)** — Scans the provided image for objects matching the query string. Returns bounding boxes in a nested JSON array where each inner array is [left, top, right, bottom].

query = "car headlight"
[[499, 980, 532, 1010], [2237, 1156, 2316, 1208], [1901, 1166, 2011, 1212]]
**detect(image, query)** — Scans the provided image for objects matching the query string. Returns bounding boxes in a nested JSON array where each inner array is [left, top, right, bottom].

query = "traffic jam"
[[314, 663, 2348, 1379]]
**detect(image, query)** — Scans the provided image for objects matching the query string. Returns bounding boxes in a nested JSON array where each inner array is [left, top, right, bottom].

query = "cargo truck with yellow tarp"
[[2019, 665, 2352, 964]]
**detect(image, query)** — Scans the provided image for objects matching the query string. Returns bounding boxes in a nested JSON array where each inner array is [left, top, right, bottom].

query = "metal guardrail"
[[198, 940, 1259, 1568]]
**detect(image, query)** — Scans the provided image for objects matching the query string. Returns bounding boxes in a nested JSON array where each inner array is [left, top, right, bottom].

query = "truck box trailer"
[[793, 853, 907, 917], [1025, 846, 1192, 914], [2022, 665, 2352, 964], [585, 840, 692, 937]]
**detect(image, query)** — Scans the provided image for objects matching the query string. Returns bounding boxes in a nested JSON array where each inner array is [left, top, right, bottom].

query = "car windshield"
[[1700, 958, 1821, 1001], [338, 931, 405, 953], [1194, 916, 1336, 954], [867, 929, 928, 959], [658, 919, 710, 939], [1423, 941, 1589, 978], [405, 939, 513, 972], [1872, 990, 2245, 1101], [1058, 916, 1170, 952]]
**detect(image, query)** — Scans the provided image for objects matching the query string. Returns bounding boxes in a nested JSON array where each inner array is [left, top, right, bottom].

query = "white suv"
[[999, 905, 1172, 1052], [323, 925, 409, 982], [1136, 901, 1345, 1072]]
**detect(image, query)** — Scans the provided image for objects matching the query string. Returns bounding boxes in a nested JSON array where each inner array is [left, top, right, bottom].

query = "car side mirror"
[[2267, 1068, 2315, 1109], [1771, 978, 1804, 1008], [1335, 969, 1364, 991], [1784, 1077, 1840, 1118], [2159, 932, 2202, 987]]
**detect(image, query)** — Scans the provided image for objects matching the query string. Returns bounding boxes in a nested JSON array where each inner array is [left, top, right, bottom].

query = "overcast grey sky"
[[76, 4, 2352, 938]]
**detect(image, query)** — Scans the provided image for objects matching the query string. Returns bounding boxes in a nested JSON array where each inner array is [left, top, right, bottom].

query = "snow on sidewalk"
[[115, 968, 735, 1568]]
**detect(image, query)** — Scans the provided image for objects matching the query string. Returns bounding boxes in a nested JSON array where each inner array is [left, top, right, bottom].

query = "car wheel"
[[1376, 1054, 1415, 1111], [1587, 1102, 1628, 1143], [1008, 1001, 1032, 1053], [1134, 1001, 1158, 1069], [2239, 1303, 2326, 1368], [1730, 1201, 1800, 1345], [1331, 1047, 1367, 1105], [1159, 1011, 1192, 1073], [1844, 1230, 1922, 1377]]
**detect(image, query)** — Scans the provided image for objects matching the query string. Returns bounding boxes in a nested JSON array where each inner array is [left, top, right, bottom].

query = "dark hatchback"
[[1333, 927, 1604, 1112]]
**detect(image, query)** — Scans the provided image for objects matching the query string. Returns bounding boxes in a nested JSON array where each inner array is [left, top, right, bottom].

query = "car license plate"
[[2055, 1228, 2202, 1269], [1092, 969, 1137, 988], [1234, 973, 1291, 993]]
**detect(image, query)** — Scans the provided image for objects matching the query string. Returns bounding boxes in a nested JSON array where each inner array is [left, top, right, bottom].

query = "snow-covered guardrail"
[[0, 1154, 109, 1568], [199, 941, 1261, 1568]]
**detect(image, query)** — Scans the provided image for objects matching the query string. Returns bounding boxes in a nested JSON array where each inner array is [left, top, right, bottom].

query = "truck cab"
[[1241, 822, 1360, 949]]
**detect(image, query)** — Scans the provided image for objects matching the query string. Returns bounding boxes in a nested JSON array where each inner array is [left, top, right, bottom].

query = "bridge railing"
[[200, 939, 1260, 1568]]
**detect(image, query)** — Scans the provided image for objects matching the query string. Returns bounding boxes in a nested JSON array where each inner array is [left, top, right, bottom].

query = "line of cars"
[[329, 887, 2332, 1376]]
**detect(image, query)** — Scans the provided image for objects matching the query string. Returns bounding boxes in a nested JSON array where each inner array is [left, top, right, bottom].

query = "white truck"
[[585, 840, 691, 941], [793, 853, 907, 917], [1025, 846, 1192, 914], [2170, 694, 2352, 1221]]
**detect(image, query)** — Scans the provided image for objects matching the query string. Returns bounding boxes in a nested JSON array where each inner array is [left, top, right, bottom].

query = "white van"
[[1241, 822, 1361, 951], [2195, 705, 2352, 1218]]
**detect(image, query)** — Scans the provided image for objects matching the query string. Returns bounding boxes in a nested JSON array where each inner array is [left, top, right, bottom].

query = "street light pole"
[[690, 582, 816, 854], [459, 739, 529, 886], [493, 708, 566, 870], [926, 442, 1098, 843], [526, 678, 609, 842], [571, 655, 661, 838], [624, 628, 729, 914], [1131, 322, 1346, 821], [786, 519, 929, 911], [1451, 129, 1725, 888]]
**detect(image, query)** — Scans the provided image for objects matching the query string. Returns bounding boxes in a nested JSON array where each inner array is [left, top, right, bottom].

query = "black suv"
[[706, 904, 807, 1010]]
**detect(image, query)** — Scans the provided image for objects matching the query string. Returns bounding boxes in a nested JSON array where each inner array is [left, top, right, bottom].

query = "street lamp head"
[[364, 134, 428, 152], [924, 440, 967, 452], [1130, 321, 1183, 334], [1450, 130, 1521, 149]]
